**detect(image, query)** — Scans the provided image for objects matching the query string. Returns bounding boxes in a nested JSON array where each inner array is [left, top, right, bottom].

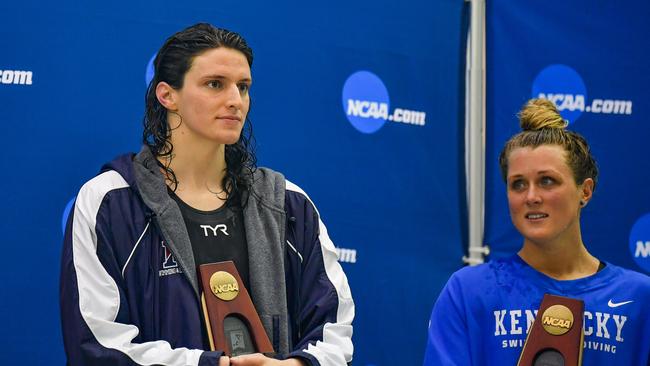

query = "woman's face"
[[167, 47, 252, 146], [506, 145, 593, 246]]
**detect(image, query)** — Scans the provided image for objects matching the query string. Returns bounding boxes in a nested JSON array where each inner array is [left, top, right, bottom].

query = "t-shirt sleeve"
[[423, 274, 471, 366]]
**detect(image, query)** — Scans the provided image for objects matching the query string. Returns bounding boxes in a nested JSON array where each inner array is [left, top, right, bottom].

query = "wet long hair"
[[499, 98, 598, 190], [143, 23, 256, 208]]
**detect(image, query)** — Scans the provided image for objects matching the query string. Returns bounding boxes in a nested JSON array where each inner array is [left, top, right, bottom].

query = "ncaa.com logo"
[[0, 68, 33, 85], [629, 213, 650, 273], [532, 64, 633, 124], [335, 247, 357, 264], [146, 53, 156, 85], [62, 197, 76, 234], [342, 71, 426, 134]]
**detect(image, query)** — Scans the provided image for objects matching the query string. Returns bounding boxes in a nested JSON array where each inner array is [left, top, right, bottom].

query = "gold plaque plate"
[[209, 271, 239, 301], [541, 304, 574, 336]]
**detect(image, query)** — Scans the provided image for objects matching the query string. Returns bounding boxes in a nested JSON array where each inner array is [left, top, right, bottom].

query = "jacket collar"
[[133, 146, 200, 295]]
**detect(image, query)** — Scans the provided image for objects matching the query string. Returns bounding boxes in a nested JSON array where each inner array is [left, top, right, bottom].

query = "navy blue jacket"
[[60, 148, 354, 365]]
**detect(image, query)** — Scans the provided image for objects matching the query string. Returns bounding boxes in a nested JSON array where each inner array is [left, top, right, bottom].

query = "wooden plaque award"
[[198, 261, 274, 357], [517, 294, 584, 366]]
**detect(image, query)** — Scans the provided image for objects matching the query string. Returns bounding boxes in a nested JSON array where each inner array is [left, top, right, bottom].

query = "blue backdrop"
[[486, 0, 650, 276], [1, 0, 466, 364]]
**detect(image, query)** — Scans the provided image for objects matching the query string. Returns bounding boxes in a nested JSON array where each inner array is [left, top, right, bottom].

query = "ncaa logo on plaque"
[[541, 305, 573, 336], [629, 213, 650, 273], [342, 71, 390, 134]]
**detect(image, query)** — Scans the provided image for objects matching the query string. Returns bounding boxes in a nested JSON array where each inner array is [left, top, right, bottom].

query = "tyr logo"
[[200, 224, 229, 237]]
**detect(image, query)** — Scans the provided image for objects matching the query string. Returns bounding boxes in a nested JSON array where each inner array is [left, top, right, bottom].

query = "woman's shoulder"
[[71, 153, 145, 230], [451, 255, 521, 280], [250, 168, 323, 219], [253, 167, 314, 210], [606, 263, 650, 290], [442, 255, 532, 298], [78, 153, 137, 201], [247, 167, 285, 207]]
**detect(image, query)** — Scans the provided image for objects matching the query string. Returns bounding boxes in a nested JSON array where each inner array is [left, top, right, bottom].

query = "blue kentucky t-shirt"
[[424, 255, 650, 366]]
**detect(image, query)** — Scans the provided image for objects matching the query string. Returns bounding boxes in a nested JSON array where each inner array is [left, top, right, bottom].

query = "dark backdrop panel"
[[1, 0, 465, 364], [486, 1, 650, 276]]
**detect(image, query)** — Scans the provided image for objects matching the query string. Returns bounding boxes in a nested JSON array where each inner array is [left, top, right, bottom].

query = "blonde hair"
[[498, 98, 598, 188], [518, 98, 566, 130]]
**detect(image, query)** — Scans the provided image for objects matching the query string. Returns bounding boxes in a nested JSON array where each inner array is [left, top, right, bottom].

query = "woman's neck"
[[518, 236, 600, 281], [159, 136, 228, 210]]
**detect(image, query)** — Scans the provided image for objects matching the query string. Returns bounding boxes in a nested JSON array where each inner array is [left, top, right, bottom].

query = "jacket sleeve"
[[284, 181, 354, 366], [423, 274, 471, 366], [59, 171, 222, 366]]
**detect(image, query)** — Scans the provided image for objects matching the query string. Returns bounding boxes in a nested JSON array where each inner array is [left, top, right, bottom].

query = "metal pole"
[[463, 0, 489, 265]]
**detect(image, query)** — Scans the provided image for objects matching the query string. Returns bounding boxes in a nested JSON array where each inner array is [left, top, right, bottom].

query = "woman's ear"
[[156, 82, 177, 111], [580, 178, 594, 207]]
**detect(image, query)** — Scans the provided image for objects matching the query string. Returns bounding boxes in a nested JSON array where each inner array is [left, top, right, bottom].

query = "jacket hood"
[[124, 145, 286, 213]]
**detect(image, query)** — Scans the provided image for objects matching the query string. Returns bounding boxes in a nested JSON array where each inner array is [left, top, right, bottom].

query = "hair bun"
[[518, 98, 566, 131]]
